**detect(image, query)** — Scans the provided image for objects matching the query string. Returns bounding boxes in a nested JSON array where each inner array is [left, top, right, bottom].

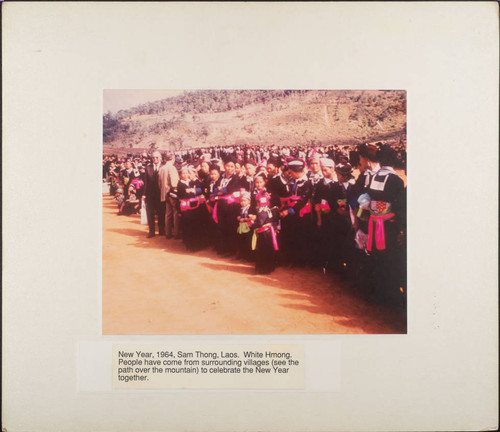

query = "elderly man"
[[159, 152, 180, 239], [142, 151, 165, 238]]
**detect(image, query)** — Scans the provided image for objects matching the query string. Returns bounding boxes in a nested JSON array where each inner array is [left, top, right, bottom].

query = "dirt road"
[[102, 195, 406, 335]]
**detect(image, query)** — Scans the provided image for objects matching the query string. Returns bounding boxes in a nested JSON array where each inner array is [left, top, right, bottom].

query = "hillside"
[[103, 90, 406, 151]]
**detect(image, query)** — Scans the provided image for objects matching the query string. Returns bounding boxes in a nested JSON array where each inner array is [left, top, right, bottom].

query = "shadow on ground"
[[103, 195, 406, 334]]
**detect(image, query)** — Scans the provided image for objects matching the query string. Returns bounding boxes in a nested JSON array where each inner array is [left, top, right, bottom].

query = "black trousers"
[[146, 199, 166, 235]]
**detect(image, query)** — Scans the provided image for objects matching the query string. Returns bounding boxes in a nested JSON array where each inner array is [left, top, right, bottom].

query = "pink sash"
[[299, 201, 311, 217], [367, 213, 396, 251], [280, 195, 311, 217], [180, 196, 205, 212], [280, 196, 299, 207], [212, 192, 241, 224], [255, 224, 279, 251]]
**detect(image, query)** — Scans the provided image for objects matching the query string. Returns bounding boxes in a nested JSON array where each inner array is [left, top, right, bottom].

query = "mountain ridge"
[[103, 90, 406, 151]]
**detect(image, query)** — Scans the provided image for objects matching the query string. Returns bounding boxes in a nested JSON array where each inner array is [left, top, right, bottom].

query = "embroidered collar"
[[279, 175, 288, 185], [377, 166, 397, 176]]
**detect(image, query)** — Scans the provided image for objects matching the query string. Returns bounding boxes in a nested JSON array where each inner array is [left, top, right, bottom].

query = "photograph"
[[3, 2, 497, 431], [102, 89, 408, 335]]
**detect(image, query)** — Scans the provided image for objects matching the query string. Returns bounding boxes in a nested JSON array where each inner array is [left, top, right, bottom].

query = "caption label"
[[112, 344, 304, 389]]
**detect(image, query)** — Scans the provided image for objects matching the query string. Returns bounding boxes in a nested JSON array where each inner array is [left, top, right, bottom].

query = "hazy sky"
[[103, 89, 185, 113]]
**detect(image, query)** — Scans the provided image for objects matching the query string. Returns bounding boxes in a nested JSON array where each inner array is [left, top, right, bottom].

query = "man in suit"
[[142, 151, 165, 238], [159, 152, 180, 239]]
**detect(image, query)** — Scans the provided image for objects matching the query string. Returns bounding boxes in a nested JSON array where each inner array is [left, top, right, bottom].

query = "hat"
[[223, 154, 237, 164], [377, 145, 398, 166], [320, 158, 335, 168], [288, 158, 305, 172], [335, 163, 353, 177]]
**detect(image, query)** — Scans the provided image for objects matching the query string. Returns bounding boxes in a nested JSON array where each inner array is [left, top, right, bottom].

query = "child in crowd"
[[251, 190, 279, 275], [120, 185, 140, 216], [114, 187, 125, 213], [236, 191, 253, 261]]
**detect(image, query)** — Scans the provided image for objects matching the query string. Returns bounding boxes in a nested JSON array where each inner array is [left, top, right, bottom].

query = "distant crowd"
[[103, 143, 406, 306]]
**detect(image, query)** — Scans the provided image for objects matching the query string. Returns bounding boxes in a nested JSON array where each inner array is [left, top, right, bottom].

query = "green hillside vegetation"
[[103, 90, 406, 151]]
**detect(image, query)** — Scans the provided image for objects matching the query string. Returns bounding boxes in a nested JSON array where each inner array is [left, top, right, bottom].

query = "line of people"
[[103, 142, 406, 306]]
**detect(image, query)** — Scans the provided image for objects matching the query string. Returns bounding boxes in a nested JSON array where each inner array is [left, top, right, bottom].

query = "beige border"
[[2, 2, 498, 431]]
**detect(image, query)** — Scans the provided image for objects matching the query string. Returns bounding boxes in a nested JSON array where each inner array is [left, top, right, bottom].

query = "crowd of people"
[[103, 143, 406, 306]]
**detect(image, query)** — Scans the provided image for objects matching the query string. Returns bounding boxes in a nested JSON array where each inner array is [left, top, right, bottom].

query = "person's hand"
[[280, 210, 289, 218]]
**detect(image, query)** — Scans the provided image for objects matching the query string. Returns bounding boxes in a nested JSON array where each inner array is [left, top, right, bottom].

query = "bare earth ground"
[[102, 195, 406, 335]]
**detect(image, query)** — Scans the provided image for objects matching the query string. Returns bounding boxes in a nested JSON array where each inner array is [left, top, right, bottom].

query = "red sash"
[[212, 191, 241, 223], [367, 213, 396, 251], [180, 196, 206, 212], [280, 195, 311, 217], [254, 224, 279, 251]]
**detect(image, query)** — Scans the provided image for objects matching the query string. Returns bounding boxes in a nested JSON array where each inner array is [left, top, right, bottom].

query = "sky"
[[103, 89, 185, 113]]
